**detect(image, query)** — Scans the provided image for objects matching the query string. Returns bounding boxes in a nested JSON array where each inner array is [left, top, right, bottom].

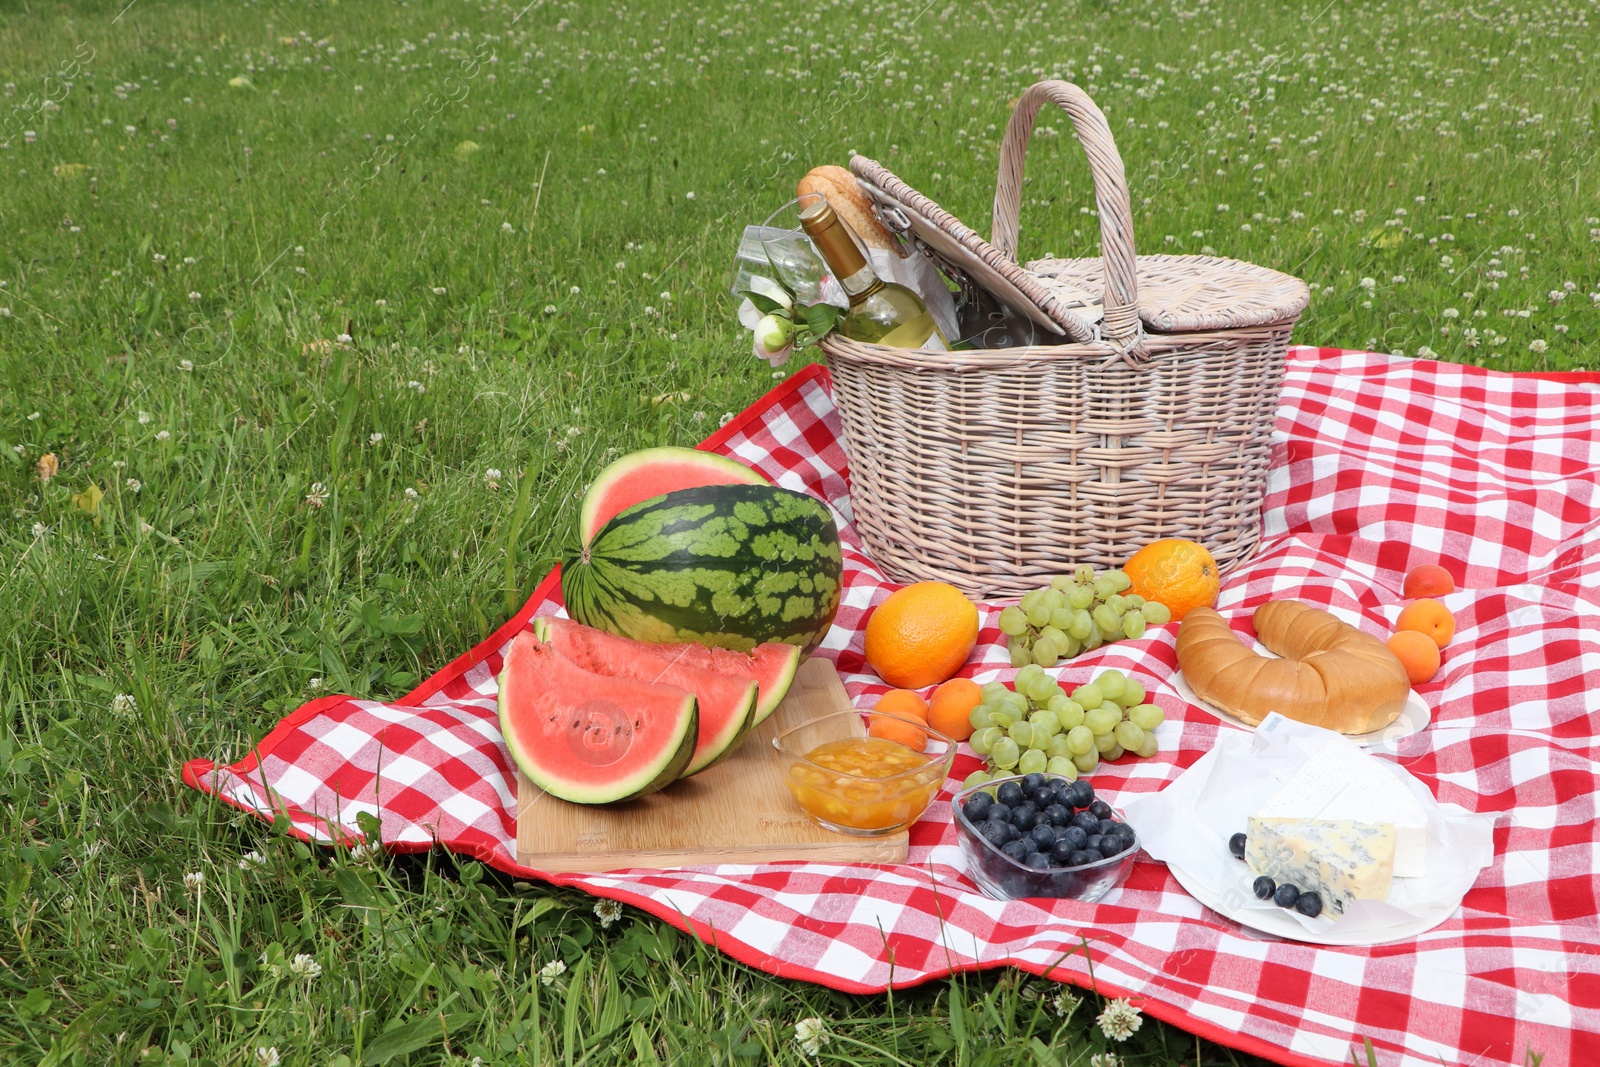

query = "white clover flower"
[[1390, 275, 1406, 284], [794, 1017, 830, 1057], [255, 1047, 280, 1067], [111, 693, 138, 716], [368, 432, 383, 445], [659, 291, 672, 301], [543, 304, 558, 314], [1097, 998, 1144, 1041], [178, 359, 194, 372], [187, 291, 201, 302], [719, 412, 735, 428], [153, 253, 167, 263], [1359, 277, 1376, 291], [31, 522, 45, 538], [1548, 290, 1565, 303], [539, 959, 567, 985], [1053, 989, 1082, 1019], [28, 411, 42, 421], [238, 850, 268, 871], [289, 953, 322, 980], [569, 286, 580, 295], [348, 842, 379, 864], [484, 468, 503, 489], [567, 426, 583, 437], [685, 191, 696, 200], [501, 222, 514, 233], [305, 482, 328, 508], [1442, 307, 1459, 319], [594, 899, 623, 928], [155, 430, 171, 442], [1416, 346, 1436, 359], [183, 871, 204, 892], [407, 380, 424, 394], [404, 487, 419, 500], [432, 286, 446, 295], [1215, 203, 1229, 212], [1529, 339, 1548, 353], [126, 478, 142, 492], [1089, 1054, 1123, 1067]]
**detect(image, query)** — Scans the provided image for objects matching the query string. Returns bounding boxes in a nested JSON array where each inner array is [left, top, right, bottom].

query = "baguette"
[[797, 165, 902, 256], [1175, 601, 1410, 734]]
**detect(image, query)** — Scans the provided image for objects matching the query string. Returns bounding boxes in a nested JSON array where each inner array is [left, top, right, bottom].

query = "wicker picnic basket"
[[819, 81, 1310, 598]]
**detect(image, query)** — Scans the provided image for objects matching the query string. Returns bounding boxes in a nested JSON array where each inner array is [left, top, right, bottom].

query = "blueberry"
[[996, 781, 1025, 807], [1067, 849, 1095, 867], [1013, 800, 1038, 819], [1273, 883, 1301, 909], [986, 802, 1012, 825], [979, 821, 1011, 847], [1030, 786, 1055, 808], [963, 793, 993, 822], [992, 819, 1021, 845], [1024, 851, 1053, 870], [1012, 808, 1037, 832], [1020, 772, 1046, 794], [1061, 826, 1089, 850], [1089, 799, 1113, 820], [1042, 803, 1072, 827], [1072, 811, 1101, 833], [1085, 833, 1104, 853], [1099, 834, 1125, 856], [1029, 824, 1057, 850], [1116, 824, 1137, 848], [1097, 818, 1119, 837], [1081, 848, 1104, 863], [1050, 839, 1077, 864], [1001, 838, 1031, 863], [1252, 876, 1276, 900], [1069, 780, 1095, 809], [1294, 892, 1324, 918], [1228, 832, 1247, 859]]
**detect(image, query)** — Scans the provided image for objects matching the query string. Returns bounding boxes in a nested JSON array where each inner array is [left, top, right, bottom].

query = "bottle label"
[[879, 311, 946, 351]]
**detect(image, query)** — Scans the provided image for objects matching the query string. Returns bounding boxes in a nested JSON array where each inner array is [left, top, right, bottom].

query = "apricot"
[[873, 688, 930, 724], [1386, 629, 1441, 686], [1403, 564, 1456, 599], [1396, 597, 1455, 650], [928, 678, 981, 742], [867, 714, 928, 752]]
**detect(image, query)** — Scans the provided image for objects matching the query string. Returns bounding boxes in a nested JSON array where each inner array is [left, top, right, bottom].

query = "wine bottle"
[[797, 195, 947, 350]]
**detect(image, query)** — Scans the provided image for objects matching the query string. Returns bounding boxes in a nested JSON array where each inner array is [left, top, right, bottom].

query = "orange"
[[1386, 630, 1441, 686], [1123, 539, 1221, 622], [1403, 564, 1456, 599], [867, 714, 927, 752], [863, 582, 979, 689], [874, 689, 930, 724], [1396, 597, 1455, 649], [928, 678, 981, 741]]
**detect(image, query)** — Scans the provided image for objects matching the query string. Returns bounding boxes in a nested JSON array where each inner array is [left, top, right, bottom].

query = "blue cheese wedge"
[[1245, 817, 1396, 916], [1253, 738, 1428, 877]]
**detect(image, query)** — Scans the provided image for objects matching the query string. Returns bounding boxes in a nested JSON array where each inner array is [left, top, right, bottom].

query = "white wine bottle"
[[798, 195, 947, 350]]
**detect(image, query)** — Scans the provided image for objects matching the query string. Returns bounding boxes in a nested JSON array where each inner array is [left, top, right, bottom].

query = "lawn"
[[0, 0, 1594, 1063]]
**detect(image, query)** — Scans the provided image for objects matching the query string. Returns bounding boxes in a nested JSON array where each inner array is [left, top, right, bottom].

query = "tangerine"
[[928, 678, 981, 741], [863, 582, 979, 689], [1396, 597, 1455, 649], [1386, 629, 1441, 685], [1403, 564, 1456, 598], [874, 688, 930, 724], [1122, 539, 1221, 622], [867, 714, 927, 752]]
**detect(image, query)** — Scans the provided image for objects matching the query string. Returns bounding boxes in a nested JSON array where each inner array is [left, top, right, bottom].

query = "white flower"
[[685, 191, 696, 200], [238, 850, 268, 871], [187, 291, 201, 302], [1053, 989, 1083, 1019], [569, 286, 580, 295], [307, 676, 324, 690], [719, 412, 735, 428], [27, 411, 42, 421], [347, 842, 379, 864], [255, 1047, 280, 1067], [793, 1017, 830, 1057], [183, 871, 204, 892], [153, 253, 167, 264], [539, 959, 567, 985], [1215, 203, 1229, 212], [368, 432, 383, 444], [594, 899, 623, 928], [484, 468, 503, 490], [1416, 346, 1436, 359], [155, 430, 171, 441], [289, 953, 322, 980], [1442, 307, 1459, 319], [31, 522, 45, 538], [501, 221, 514, 232], [125, 478, 142, 492], [407, 380, 424, 394], [659, 291, 672, 301], [543, 304, 558, 314], [1097, 998, 1143, 1041], [432, 286, 446, 295], [1529, 339, 1548, 354], [305, 482, 328, 508], [1359, 277, 1376, 291], [404, 487, 419, 500], [566, 426, 583, 437], [1391, 275, 1406, 284], [111, 693, 138, 716], [1548, 290, 1565, 304], [1089, 1055, 1123, 1067]]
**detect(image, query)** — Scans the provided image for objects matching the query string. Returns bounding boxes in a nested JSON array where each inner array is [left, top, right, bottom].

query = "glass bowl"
[[772, 710, 956, 836], [953, 773, 1139, 902]]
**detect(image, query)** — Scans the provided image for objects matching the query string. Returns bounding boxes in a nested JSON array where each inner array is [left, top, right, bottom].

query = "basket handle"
[[991, 81, 1142, 350]]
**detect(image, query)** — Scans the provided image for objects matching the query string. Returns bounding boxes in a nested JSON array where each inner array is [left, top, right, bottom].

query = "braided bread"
[[1176, 601, 1410, 734]]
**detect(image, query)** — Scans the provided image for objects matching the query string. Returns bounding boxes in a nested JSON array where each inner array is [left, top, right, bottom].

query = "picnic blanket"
[[184, 347, 1600, 1067]]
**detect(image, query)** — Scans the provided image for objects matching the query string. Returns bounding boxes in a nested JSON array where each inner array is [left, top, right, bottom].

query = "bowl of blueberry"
[[954, 772, 1139, 902]]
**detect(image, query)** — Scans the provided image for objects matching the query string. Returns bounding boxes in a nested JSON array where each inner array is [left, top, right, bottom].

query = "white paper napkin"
[[1122, 714, 1497, 937]]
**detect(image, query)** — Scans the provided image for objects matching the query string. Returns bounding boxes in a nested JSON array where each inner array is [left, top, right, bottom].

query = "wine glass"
[[758, 193, 831, 305]]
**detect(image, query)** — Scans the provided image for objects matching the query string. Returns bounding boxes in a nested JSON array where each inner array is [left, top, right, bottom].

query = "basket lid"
[[1029, 254, 1310, 333], [849, 155, 1103, 343]]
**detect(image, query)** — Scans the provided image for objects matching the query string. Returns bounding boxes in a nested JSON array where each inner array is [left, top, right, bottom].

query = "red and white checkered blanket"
[[184, 348, 1600, 1067]]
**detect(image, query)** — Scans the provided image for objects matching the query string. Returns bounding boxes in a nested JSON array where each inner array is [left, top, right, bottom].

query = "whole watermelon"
[[562, 483, 842, 656]]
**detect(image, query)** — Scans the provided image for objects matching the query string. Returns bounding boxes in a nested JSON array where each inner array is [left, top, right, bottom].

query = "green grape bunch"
[[996, 567, 1173, 669], [960, 666, 1168, 791]]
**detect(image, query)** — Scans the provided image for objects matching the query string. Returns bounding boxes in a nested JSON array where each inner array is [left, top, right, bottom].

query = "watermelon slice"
[[497, 632, 697, 804], [533, 617, 759, 777], [578, 446, 768, 545]]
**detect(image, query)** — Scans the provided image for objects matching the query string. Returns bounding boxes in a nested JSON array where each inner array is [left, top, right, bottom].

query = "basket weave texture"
[[820, 81, 1310, 598]]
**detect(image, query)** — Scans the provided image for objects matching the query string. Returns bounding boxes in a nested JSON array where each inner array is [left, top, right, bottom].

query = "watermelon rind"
[[562, 483, 843, 657], [578, 446, 768, 546], [497, 632, 698, 804], [742, 642, 801, 726], [531, 616, 759, 778]]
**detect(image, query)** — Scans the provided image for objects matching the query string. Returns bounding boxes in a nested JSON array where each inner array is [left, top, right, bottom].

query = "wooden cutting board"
[[515, 657, 911, 873]]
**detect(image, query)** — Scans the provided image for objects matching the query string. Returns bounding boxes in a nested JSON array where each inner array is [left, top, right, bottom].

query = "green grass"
[[0, 0, 1594, 1063]]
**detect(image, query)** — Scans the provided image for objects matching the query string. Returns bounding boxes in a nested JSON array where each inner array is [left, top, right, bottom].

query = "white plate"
[[1172, 644, 1431, 752], [1166, 858, 1460, 947]]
